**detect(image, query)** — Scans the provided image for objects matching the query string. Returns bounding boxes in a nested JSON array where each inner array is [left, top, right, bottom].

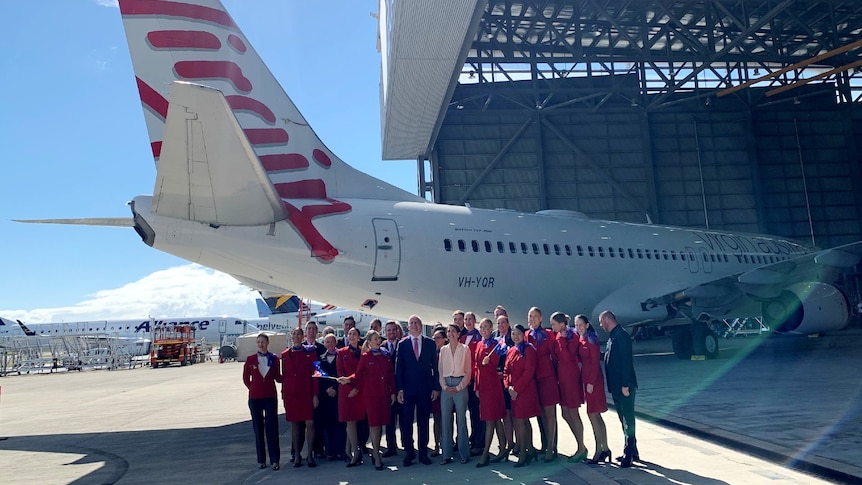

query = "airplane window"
[[628, 248, 634, 258], [654, 250, 661, 260], [565, 245, 572, 256], [532, 243, 539, 255], [637, 248, 643, 259], [577, 245, 584, 256], [710, 254, 716, 262], [671, 251, 677, 260], [743, 254, 749, 263], [598, 247, 605, 257], [484, 241, 492, 253], [645, 250, 651, 260], [458, 240, 466, 252], [521, 243, 528, 254], [618, 247, 625, 258], [608, 247, 615, 257], [497, 241, 505, 253], [543, 243, 550, 255], [444, 239, 452, 252], [662, 250, 668, 260], [472, 240, 479, 252], [588, 246, 594, 257], [724, 254, 729, 262], [509, 242, 517, 253], [553, 244, 560, 256], [680, 252, 686, 261]]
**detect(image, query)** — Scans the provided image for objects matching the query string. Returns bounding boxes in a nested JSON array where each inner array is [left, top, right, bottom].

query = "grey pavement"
[[0, 331, 856, 484]]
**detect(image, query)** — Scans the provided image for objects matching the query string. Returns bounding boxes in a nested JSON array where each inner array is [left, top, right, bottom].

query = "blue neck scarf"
[[531, 326, 547, 346]]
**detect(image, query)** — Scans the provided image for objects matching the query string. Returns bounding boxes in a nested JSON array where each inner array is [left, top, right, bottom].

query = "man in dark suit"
[[599, 310, 639, 468], [383, 320, 403, 457], [395, 315, 440, 466]]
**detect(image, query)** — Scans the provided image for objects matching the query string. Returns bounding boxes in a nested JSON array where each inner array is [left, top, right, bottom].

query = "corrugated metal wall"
[[432, 79, 862, 248]]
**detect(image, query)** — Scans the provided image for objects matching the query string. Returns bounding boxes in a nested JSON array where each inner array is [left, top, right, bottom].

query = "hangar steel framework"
[[429, 0, 862, 249]]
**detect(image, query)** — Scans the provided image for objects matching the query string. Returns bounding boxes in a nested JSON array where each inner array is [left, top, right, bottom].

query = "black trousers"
[[611, 388, 637, 439], [400, 393, 432, 458], [249, 397, 280, 465], [386, 401, 402, 450]]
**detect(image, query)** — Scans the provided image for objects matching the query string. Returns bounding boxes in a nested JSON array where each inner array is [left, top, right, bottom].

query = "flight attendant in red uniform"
[[339, 330, 395, 470], [575, 314, 610, 464], [550, 312, 588, 463], [281, 327, 319, 468], [336, 327, 365, 467], [243, 333, 281, 470], [503, 324, 541, 467], [525, 307, 560, 462], [473, 318, 507, 467]]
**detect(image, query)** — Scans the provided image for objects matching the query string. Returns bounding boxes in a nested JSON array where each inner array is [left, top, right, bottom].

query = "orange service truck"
[[150, 324, 198, 368]]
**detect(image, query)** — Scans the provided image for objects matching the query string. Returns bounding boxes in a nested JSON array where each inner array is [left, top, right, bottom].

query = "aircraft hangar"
[[379, 0, 862, 252]]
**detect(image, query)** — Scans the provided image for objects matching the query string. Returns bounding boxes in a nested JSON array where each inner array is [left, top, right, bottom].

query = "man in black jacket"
[[599, 310, 639, 468]]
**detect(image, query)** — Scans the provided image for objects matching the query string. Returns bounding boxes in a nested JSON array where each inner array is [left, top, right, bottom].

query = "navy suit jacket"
[[395, 335, 440, 396]]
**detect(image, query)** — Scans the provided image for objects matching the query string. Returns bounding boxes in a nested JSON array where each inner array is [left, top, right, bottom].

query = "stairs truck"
[[150, 324, 197, 368]]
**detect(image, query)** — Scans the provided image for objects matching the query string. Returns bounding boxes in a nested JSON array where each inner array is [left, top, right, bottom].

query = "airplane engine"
[[761, 282, 850, 334]]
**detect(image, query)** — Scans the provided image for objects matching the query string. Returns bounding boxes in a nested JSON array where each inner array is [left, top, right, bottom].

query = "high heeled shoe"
[[490, 448, 510, 463], [476, 454, 490, 468], [346, 450, 364, 468], [543, 448, 557, 463], [587, 449, 611, 464], [527, 449, 538, 465], [567, 449, 588, 463]]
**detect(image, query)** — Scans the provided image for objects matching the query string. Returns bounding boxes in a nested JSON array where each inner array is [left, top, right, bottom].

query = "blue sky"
[[0, 0, 418, 322]]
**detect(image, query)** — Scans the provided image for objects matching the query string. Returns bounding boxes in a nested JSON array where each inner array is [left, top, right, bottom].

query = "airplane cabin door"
[[372, 218, 400, 281], [218, 319, 226, 335]]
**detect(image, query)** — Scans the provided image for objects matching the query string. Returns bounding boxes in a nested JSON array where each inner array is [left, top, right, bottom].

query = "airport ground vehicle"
[[150, 324, 197, 368]]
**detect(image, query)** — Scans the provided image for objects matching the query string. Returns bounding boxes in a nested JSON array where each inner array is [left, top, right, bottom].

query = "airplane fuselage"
[[133, 196, 811, 326]]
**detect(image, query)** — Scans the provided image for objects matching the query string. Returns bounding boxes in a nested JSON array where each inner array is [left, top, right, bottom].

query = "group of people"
[[242, 307, 639, 472]]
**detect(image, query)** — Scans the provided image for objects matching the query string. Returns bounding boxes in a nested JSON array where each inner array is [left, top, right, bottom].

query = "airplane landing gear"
[[671, 328, 693, 360], [672, 324, 719, 360]]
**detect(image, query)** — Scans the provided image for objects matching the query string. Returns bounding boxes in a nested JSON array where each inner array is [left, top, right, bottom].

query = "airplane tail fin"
[[17, 320, 36, 337], [255, 299, 272, 318], [118, 0, 421, 206]]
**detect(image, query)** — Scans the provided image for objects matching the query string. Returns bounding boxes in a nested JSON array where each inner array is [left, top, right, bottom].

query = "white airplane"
[[18, 0, 862, 360], [0, 315, 257, 356]]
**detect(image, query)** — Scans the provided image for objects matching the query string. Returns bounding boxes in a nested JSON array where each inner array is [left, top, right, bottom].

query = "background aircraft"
[[0, 315, 256, 356], [17, 0, 861, 360]]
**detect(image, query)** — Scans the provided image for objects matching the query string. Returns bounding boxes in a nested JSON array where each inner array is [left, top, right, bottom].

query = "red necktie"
[[413, 337, 420, 359]]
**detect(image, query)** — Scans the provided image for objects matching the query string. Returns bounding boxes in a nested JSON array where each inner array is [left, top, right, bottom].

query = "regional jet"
[[0, 315, 257, 356], [17, 0, 862, 359]]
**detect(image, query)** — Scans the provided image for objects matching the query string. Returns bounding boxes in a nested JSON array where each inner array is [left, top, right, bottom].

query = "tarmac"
[[0, 328, 859, 484]]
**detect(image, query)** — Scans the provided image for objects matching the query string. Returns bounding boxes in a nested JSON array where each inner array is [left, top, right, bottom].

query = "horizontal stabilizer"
[[153, 81, 287, 226], [13, 217, 134, 227]]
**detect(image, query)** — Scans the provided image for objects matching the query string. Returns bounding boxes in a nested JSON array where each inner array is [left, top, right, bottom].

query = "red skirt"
[[584, 382, 608, 414], [557, 361, 584, 409], [284, 392, 314, 422], [536, 376, 560, 407], [510, 383, 541, 419], [338, 384, 365, 422]]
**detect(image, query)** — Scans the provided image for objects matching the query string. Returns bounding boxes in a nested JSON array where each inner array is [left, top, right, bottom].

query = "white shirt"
[[257, 353, 269, 378], [438, 343, 472, 391]]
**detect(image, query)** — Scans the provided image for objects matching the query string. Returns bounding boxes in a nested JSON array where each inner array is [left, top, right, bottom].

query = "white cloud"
[[0, 265, 258, 323], [94, 0, 119, 7]]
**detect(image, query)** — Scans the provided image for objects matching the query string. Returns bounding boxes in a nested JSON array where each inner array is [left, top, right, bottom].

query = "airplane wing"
[[641, 241, 862, 324], [13, 217, 134, 227]]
